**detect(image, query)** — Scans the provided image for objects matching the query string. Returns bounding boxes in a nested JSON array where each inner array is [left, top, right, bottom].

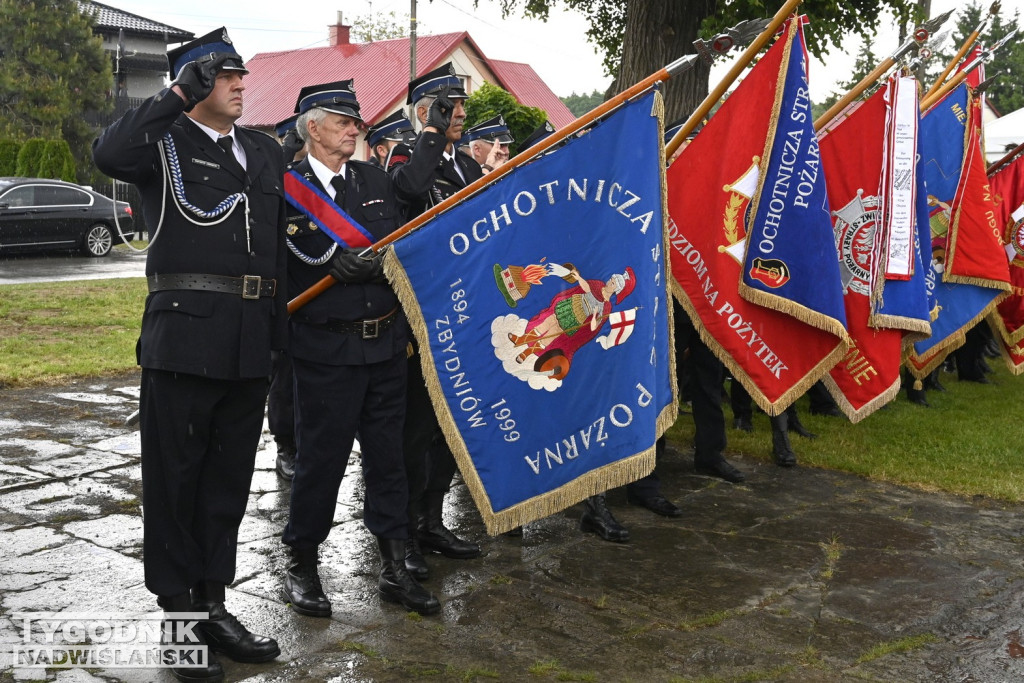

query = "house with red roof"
[[238, 16, 575, 160]]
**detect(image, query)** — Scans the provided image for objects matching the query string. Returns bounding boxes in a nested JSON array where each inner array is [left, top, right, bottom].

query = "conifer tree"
[[0, 0, 112, 181]]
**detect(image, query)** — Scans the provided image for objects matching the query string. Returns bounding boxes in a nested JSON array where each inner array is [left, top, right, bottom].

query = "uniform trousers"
[[402, 356, 459, 525], [267, 350, 295, 445], [139, 368, 268, 597], [283, 351, 409, 549], [675, 310, 727, 459]]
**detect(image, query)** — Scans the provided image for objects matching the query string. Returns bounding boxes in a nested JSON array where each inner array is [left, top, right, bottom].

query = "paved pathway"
[[2, 373, 1024, 682]]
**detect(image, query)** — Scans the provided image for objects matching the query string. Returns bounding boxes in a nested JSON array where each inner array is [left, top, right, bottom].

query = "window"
[[0, 187, 35, 207], [36, 185, 91, 206]]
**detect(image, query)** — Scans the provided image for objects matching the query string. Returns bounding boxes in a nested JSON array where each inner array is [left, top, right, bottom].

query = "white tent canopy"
[[985, 106, 1024, 162]]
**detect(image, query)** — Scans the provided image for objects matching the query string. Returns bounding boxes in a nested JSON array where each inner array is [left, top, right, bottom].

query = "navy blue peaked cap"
[[167, 27, 247, 79], [407, 62, 468, 104], [366, 109, 416, 147], [460, 115, 514, 146], [294, 79, 362, 121]]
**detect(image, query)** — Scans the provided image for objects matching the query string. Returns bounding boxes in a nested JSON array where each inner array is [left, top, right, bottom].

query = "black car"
[[0, 177, 135, 257]]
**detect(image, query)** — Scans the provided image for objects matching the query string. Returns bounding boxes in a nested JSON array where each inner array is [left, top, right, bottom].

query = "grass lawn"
[[1, 276, 1022, 502], [0, 277, 146, 386], [665, 359, 1024, 502]]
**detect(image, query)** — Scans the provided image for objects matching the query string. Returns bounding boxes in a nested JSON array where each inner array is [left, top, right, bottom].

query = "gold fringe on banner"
[[902, 290, 1006, 380], [820, 371, 901, 424], [870, 313, 931, 343], [987, 307, 1024, 346], [653, 91, 681, 439], [383, 90, 676, 536], [671, 279, 847, 418], [995, 338, 1024, 376]]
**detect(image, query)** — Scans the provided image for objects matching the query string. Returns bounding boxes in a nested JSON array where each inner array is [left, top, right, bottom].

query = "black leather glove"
[[425, 85, 455, 132], [328, 248, 383, 284], [172, 54, 230, 111], [282, 127, 304, 163]]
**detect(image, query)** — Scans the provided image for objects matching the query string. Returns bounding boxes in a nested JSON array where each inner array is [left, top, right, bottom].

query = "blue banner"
[[388, 92, 675, 534], [741, 28, 847, 336]]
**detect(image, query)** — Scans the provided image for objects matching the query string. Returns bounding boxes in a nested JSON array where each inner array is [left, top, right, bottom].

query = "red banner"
[[988, 152, 1024, 348], [666, 23, 847, 415], [818, 88, 904, 421], [944, 92, 1012, 291]]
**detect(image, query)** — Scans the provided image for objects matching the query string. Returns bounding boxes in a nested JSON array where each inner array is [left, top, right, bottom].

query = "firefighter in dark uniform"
[[92, 28, 284, 682], [267, 114, 305, 481], [279, 80, 439, 617], [365, 109, 417, 169], [387, 63, 484, 581]]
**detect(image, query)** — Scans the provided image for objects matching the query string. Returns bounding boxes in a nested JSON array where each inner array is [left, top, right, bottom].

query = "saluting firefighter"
[[279, 79, 440, 617], [92, 28, 285, 682], [387, 63, 485, 583]]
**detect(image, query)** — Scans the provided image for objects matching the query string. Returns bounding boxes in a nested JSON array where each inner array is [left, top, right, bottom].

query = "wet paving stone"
[[63, 514, 143, 550], [4, 375, 1024, 681]]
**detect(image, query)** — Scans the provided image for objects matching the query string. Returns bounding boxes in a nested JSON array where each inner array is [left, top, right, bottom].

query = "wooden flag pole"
[[919, 69, 968, 112], [988, 140, 1024, 176], [813, 10, 954, 133], [923, 1, 999, 101], [664, 0, 803, 159], [288, 53, 700, 314]]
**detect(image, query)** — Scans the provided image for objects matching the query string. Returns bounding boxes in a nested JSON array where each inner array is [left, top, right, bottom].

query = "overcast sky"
[[125, 0, 1022, 103]]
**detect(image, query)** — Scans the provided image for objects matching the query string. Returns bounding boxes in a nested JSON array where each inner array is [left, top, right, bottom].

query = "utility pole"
[[409, 0, 418, 120]]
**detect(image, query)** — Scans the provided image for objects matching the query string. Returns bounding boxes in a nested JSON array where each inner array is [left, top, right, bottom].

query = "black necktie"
[[330, 173, 347, 206], [217, 135, 242, 174]]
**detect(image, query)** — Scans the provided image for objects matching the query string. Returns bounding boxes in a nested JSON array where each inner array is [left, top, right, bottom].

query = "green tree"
[[488, 0, 915, 123], [561, 89, 604, 116], [0, 139, 19, 175], [351, 11, 410, 42], [812, 42, 878, 121], [464, 82, 548, 154], [14, 138, 46, 177], [0, 0, 112, 182], [38, 139, 76, 181], [930, 1, 1024, 114]]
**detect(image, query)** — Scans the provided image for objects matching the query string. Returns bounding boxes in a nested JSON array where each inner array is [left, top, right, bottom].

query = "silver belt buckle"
[[241, 275, 261, 300], [361, 319, 380, 339]]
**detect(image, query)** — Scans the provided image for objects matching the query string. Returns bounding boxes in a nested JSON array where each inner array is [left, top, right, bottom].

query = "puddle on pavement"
[[52, 392, 133, 405], [1008, 628, 1024, 658]]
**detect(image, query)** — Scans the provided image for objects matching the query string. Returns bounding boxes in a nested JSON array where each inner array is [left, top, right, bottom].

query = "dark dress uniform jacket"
[[390, 130, 484, 218], [93, 89, 287, 380], [286, 157, 407, 365]]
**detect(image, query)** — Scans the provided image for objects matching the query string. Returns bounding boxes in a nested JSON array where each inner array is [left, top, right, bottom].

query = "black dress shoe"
[[732, 416, 754, 432], [580, 494, 629, 542], [694, 457, 746, 483], [378, 539, 441, 614], [282, 564, 332, 617], [787, 419, 817, 439], [417, 524, 482, 559], [626, 491, 682, 517], [404, 538, 429, 581], [193, 601, 280, 663], [161, 593, 224, 683]]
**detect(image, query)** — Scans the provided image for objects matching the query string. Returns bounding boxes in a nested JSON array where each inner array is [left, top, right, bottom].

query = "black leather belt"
[[313, 307, 398, 339], [147, 273, 276, 299]]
